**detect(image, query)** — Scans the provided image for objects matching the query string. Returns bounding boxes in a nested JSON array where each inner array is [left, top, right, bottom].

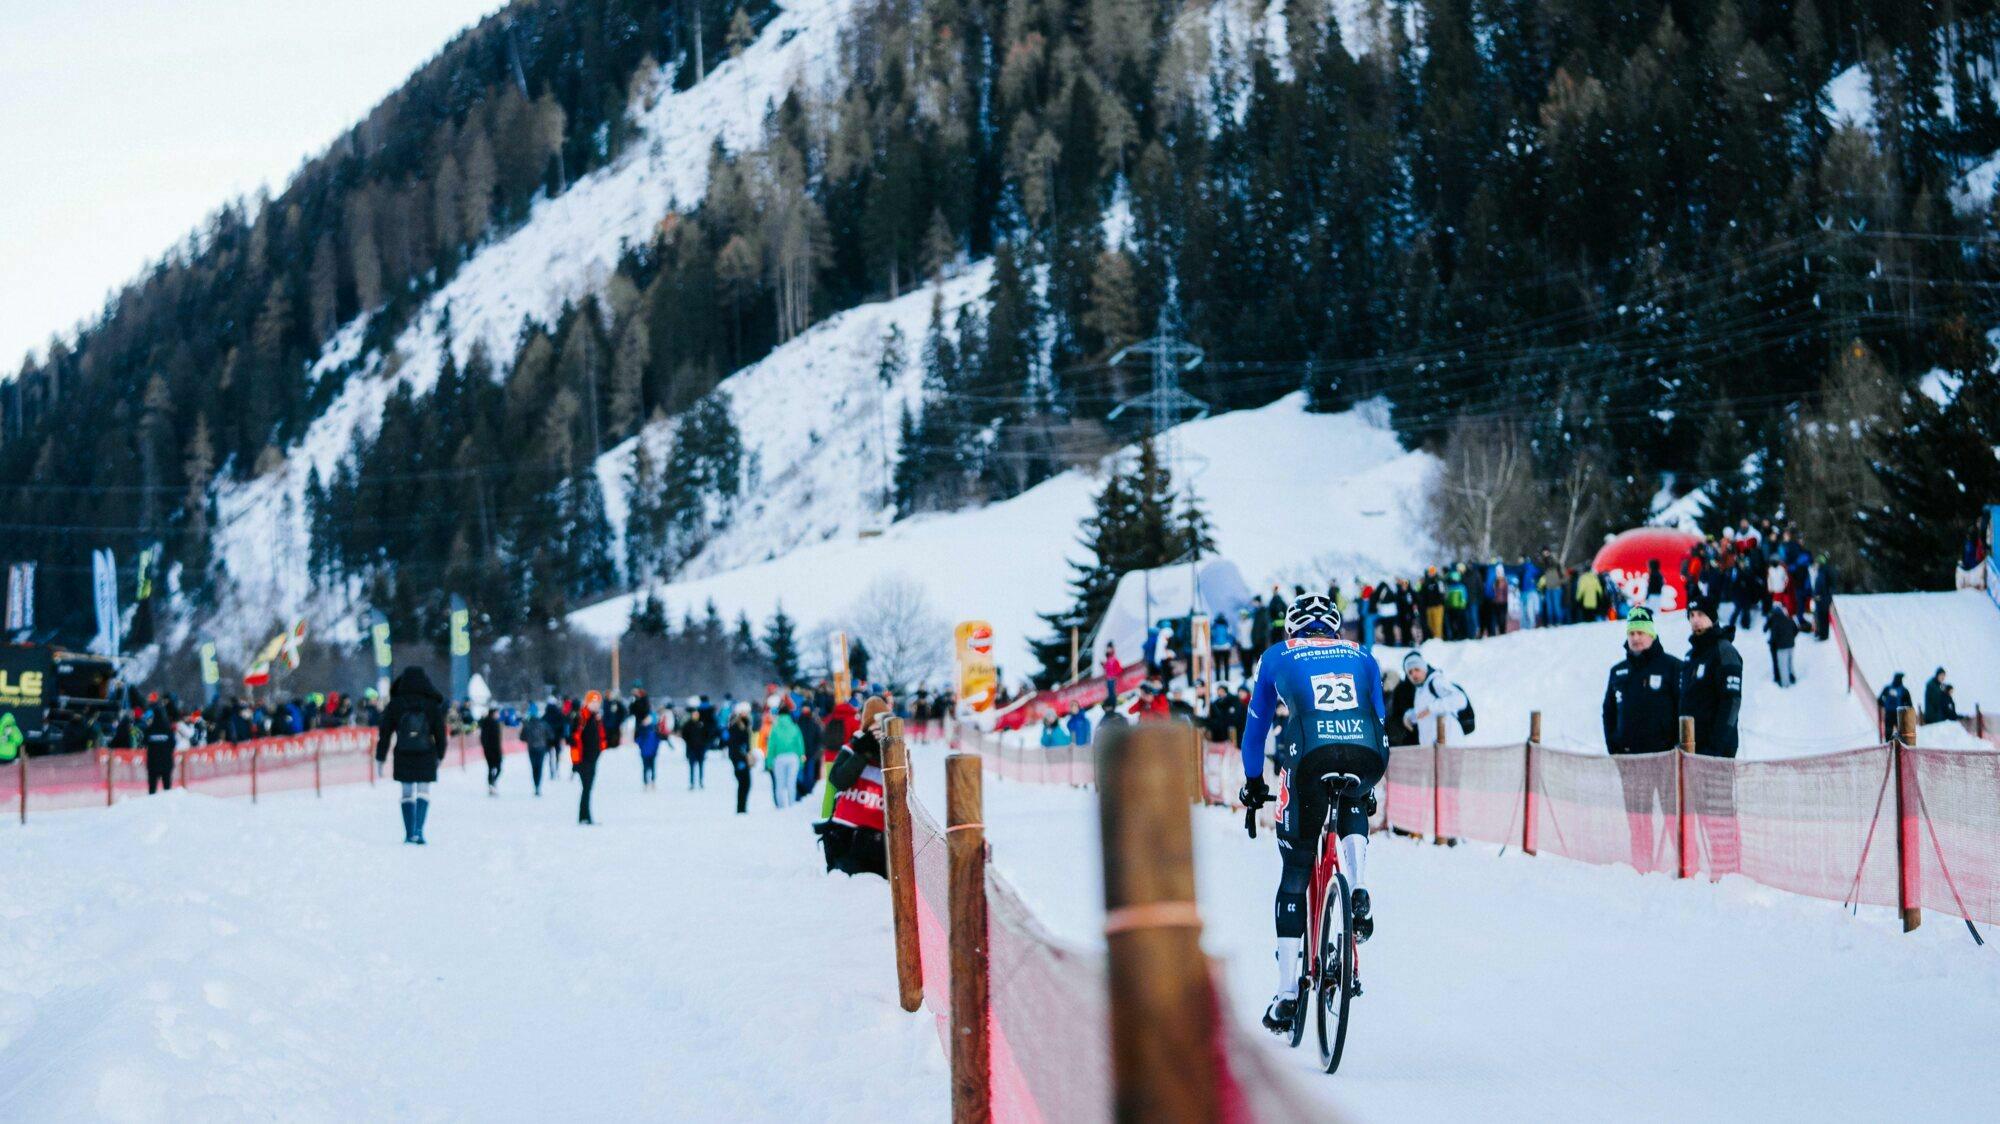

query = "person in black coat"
[[143, 709, 176, 794], [1877, 673, 1915, 741], [374, 667, 448, 845], [1385, 670, 1420, 748], [1602, 610, 1683, 872], [1764, 609, 1799, 687], [725, 706, 753, 814], [1680, 600, 1743, 757], [1680, 597, 1743, 874], [478, 709, 504, 795], [683, 699, 712, 789]]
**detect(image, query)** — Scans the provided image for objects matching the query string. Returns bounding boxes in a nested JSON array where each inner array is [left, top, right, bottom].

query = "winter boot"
[[413, 798, 430, 845], [400, 800, 416, 844]]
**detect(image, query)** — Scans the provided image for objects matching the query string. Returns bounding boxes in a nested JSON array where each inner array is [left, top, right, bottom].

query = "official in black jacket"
[[1601, 609, 1682, 872], [1680, 596, 1744, 873], [479, 709, 504, 794], [375, 667, 448, 844], [1602, 609, 1684, 754], [143, 710, 176, 794], [1680, 598, 1743, 757]]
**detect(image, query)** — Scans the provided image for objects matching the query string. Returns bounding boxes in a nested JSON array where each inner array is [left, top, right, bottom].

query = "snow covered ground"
[[1837, 590, 2000, 716], [1376, 610, 1882, 758], [912, 748, 2000, 1121], [573, 392, 1437, 677], [0, 765, 945, 1122]]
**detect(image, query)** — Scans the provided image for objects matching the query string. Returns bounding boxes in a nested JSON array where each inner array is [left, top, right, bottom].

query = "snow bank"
[[0, 765, 945, 1120], [914, 752, 2000, 1120], [1837, 590, 2000, 714], [1380, 611, 1880, 758], [572, 392, 1437, 677]]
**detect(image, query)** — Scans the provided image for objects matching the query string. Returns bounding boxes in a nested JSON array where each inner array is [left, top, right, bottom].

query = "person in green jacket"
[[0, 712, 22, 764], [764, 696, 807, 808]]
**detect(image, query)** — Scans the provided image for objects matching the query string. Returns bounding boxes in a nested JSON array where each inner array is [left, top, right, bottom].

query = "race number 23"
[[1310, 672, 1358, 711]]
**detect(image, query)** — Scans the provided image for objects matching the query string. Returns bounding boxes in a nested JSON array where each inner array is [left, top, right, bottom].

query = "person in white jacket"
[[1401, 652, 1471, 740]]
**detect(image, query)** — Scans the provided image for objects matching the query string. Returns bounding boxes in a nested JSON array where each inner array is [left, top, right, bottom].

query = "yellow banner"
[[954, 620, 997, 712]]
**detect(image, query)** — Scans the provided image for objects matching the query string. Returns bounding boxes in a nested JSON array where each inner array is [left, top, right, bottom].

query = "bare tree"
[[841, 575, 950, 692], [1427, 415, 1538, 558]]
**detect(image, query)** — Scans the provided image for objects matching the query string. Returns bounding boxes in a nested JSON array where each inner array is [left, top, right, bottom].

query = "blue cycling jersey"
[[1240, 636, 1387, 777]]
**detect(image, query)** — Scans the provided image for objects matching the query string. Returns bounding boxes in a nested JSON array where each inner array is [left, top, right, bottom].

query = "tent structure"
[[1089, 557, 1256, 670]]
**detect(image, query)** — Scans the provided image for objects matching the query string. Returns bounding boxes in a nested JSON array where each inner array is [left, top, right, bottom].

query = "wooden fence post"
[[1432, 715, 1448, 844], [18, 750, 27, 824], [314, 740, 323, 797], [1097, 723, 1220, 1124], [1522, 711, 1540, 856], [250, 744, 260, 804], [946, 753, 991, 1123], [1895, 708, 1921, 932], [881, 719, 924, 1013], [1676, 717, 1695, 879], [104, 752, 114, 807]]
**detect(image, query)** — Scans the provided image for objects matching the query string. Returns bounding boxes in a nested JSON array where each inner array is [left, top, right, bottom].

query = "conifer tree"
[[764, 604, 800, 684]]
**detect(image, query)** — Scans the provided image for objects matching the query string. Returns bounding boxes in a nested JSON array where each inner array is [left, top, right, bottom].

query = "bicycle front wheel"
[[1316, 872, 1355, 1073]]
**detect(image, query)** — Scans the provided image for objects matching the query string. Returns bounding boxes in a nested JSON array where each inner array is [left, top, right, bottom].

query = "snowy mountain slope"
[[596, 263, 997, 582], [204, 0, 858, 648], [571, 392, 1440, 676], [914, 758, 2000, 1121]]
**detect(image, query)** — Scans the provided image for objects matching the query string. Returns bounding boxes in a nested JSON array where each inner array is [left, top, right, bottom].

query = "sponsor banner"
[[830, 630, 851, 703], [954, 620, 998, 713], [449, 595, 471, 702]]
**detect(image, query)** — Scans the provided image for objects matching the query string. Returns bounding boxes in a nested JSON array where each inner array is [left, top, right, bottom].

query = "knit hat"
[[1686, 591, 1721, 620], [1625, 606, 1657, 638], [1401, 651, 1427, 675]]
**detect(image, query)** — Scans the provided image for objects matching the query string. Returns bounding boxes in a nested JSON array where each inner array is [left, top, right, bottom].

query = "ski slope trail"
[[914, 748, 2000, 1121], [1837, 590, 2000, 715], [0, 764, 944, 1122]]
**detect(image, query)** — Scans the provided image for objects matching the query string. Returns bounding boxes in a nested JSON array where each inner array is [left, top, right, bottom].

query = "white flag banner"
[[4, 563, 29, 632], [92, 549, 120, 656]]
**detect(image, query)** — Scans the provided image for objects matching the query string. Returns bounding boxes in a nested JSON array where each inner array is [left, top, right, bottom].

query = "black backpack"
[[396, 706, 436, 757]]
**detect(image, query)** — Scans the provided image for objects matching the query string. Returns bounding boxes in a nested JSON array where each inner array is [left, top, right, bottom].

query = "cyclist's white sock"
[[1274, 937, 1301, 993], [1340, 833, 1368, 892]]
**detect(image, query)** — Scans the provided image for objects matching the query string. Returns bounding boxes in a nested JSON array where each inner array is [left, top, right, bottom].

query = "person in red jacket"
[[1137, 680, 1172, 722], [572, 691, 605, 825]]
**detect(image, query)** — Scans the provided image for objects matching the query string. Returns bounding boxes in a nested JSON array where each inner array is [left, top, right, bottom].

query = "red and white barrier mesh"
[[943, 724, 2000, 929], [0, 729, 532, 820]]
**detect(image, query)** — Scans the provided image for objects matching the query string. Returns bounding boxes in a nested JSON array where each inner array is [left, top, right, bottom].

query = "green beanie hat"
[[1626, 607, 1657, 638]]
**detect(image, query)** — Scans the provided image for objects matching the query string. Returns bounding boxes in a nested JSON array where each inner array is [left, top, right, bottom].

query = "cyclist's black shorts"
[[1277, 743, 1387, 859]]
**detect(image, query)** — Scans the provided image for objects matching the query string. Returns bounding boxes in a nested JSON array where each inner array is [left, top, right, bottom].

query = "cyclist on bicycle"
[[1236, 593, 1388, 1035]]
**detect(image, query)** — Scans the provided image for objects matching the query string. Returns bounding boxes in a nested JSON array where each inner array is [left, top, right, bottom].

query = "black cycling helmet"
[[1284, 592, 1341, 638]]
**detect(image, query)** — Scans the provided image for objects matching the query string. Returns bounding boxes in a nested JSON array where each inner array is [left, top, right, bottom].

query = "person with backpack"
[[573, 692, 606, 825], [479, 707, 504, 795], [634, 703, 661, 791], [815, 698, 892, 878], [1401, 652, 1474, 740], [521, 704, 553, 796], [374, 667, 448, 845]]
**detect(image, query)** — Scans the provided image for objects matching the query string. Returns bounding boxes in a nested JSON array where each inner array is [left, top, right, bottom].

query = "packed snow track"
[[0, 764, 945, 1122]]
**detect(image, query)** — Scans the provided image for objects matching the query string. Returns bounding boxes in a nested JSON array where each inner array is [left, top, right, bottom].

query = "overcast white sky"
[[0, 0, 507, 369]]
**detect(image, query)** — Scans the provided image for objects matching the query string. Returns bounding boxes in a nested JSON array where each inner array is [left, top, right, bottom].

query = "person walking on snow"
[[1764, 608, 1799, 687], [573, 692, 606, 825], [683, 697, 712, 789], [521, 704, 553, 796], [726, 703, 754, 814], [479, 707, 504, 795], [634, 705, 661, 790], [374, 667, 448, 845], [144, 708, 176, 793], [764, 696, 806, 808]]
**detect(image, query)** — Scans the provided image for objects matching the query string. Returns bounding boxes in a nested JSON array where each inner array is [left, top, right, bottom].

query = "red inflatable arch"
[[1592, 527, 1703, 612]]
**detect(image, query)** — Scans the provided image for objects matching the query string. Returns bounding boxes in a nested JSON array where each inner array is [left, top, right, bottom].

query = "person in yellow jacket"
[[763, 696, 806, 808]]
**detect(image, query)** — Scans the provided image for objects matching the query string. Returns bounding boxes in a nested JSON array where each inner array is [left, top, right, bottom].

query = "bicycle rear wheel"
[[1315, 872, 1355, 1073]]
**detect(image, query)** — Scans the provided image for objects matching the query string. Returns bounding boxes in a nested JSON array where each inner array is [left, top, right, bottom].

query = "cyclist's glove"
[[1239, 775, 1272, 809]]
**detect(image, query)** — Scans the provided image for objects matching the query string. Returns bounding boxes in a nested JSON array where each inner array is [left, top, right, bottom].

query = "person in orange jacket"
[[572, 691, 606, 825]]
